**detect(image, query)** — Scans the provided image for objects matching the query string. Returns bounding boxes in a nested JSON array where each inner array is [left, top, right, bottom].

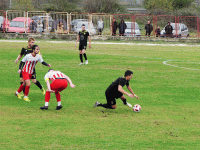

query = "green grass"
[[0, 41, 200, 149]]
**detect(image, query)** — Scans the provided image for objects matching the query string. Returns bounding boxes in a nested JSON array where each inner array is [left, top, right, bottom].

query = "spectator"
[[155, 26, 161, 37], [38, 20, 43, 34], [57, 21, 63, 33], [165, 22, 173, 37], [112, 18, 117, 36], [145, 21, 153, 37], [30, 20, 37, 33], [97, 18, 104, 35], [42, 18, 46, 32], [118, 19, 127, 36]]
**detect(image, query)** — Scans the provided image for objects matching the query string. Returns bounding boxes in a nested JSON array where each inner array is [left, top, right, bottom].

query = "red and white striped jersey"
[[22, 53, 44, 74], [44, 71, 66, 82]]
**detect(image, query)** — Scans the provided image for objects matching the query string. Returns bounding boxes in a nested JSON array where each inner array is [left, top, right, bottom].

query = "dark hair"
[[48, 69, 54, 72], [82, 24, 85, 26], [32, 45, 39, 50], [124, 70, 133, 76]]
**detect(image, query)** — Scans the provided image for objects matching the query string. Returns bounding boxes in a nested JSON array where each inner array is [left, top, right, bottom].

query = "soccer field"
[[0, 40, 199, 149]]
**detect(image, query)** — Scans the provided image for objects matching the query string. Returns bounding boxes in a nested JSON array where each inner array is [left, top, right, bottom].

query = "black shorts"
[[105, 91, 123, 106], [79, 45, 87, 51], [20, 69, 36, 79]]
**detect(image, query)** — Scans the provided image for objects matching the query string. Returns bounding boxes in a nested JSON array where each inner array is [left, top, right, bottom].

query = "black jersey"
[[106, 76, 129, 94], [20, 46, 32, 56], [79, 30, 89, 46]]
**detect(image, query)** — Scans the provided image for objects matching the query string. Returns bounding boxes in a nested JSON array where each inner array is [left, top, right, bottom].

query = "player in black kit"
[[94, 70, 139, 109], [75, 24, 91, 65], [15, 37, 45, 97]]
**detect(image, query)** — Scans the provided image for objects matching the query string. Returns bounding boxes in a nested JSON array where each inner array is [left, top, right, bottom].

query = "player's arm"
[[18, 61, 25, 74], [75, 35, 80, 47], [45, 78, 55, 93], [63, 74, 75, 88], [88, 36, 91, 48], [41, 61, 51, 67], [127, 85, 139, 99], [15, 54, 22, 64], [118, 85, 133, 98]]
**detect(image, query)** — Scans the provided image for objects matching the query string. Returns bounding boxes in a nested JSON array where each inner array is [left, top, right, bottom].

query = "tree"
[[0, 0, 8, 11], [12, 0, 34, 11], [82, 0, 125, 13]]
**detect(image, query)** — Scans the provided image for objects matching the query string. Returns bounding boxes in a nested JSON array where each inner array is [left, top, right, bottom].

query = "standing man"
[[40, 69, 76, 110], [97, 18, 104, 35], [112, 18, 118, 36], [15, 45, 51, 102], [94, 70, 139, 109], [165, 22, 173, 37], [145, 21, 153, 37], [15, 37, 45, 96], [75, 24, 91, 65], [118, 20, 127, 36]]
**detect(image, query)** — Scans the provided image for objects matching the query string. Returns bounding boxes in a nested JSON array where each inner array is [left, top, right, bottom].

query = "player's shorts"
[[105, 91, 123, 106], [20, 69, 36, 79], [79, 45, 87, 51], [22, 71, 32, 81], [50, 79, 68, 93]]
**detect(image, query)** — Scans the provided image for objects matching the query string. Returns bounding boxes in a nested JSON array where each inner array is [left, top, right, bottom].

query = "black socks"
[[35, 81, 43, 89], [79, 54, 83, 63]]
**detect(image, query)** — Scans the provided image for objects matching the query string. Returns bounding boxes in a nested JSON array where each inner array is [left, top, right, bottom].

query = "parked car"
[[124, 22, 141, 37], [31, 16, 54, 31], [74, 21, 96, 35], [160, 23, 189, 38], [70, 19, 88, 31], [7, 17, 32, 33]]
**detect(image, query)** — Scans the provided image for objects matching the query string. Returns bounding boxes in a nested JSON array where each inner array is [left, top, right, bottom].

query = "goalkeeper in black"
[[94, 70, 139, 109]]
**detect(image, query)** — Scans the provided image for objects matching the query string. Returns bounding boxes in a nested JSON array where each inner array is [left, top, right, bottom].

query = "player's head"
[[32, 45, 40, 54], [28, 37, 35, 48], [48, 69, 54, 72], [124, 70, 133, 80], [82, 24, 85, 31]]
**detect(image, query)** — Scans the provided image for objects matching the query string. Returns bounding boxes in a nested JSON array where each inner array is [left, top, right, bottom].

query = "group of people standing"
[[112, 19, 127, 36]]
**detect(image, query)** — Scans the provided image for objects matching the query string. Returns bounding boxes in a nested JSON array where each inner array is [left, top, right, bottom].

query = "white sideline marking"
[[163, 61, 199, 70]]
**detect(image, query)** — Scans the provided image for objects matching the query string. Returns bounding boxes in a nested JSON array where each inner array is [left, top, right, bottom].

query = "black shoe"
[[40, 106, 48, 110], [56, 105, 62, 110]]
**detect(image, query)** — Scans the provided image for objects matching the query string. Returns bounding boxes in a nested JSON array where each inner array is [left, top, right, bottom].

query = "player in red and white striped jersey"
[[15, 45, 51, 102], [40, 69, 75, 110]]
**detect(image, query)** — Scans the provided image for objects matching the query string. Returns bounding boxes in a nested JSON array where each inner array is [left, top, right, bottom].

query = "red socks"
[[17, 84, 25, 93], [55, 92, 61, 102], [24, 86, 30, 96], [45, 91, 50, 102]]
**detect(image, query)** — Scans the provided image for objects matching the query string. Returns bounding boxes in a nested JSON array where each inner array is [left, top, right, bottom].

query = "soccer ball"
[[133, 104, 141, 112]]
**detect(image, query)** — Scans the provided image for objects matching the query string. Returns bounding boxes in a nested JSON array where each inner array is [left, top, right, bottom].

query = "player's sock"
[[58, 101, 61, 106], [45, 91, 50, 102], [45, 102, 49, 107], [79, 54, 83, 63], [122, 99, 127, 105], [24, 86, 30, 96], [98, 104, 113, 109], [83, 53, 87, 60], [35, 81, 43, 89], [17, 84, 25, 93], [20, 82, 25, 94], [55, 92, 61, 102]]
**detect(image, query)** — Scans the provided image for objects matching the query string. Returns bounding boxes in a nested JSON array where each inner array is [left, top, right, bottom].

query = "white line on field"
[[163, 61, 199, 70]]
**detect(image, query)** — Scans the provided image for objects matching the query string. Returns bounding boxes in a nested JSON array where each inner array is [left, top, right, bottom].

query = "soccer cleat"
[[18, 93, 24, 97], [40, 106, 48, 110], [93, 101, 100, 107], [24, 97, 30, 102], [56, 105, 62, 110], [15, 93, 22, 99], [41, 87, 46, 95], [126, 102, 133, 108], [85, 60, 88, 65], [78, 63, 84, 65]]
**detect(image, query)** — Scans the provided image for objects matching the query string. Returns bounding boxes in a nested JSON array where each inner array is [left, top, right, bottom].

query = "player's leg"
[[79, 48, 84, 65], [120, 95, 132, 108], [82, 49, 88, 65], [23, 79, 31, 101], [94, 93, 116, 109]]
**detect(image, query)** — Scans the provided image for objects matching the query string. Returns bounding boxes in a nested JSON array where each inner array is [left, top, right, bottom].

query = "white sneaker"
[[78, 63, 84, 65], [93, 101, 100, 107], [126, 102, 132, 108], [85, 60, 88, 65]]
